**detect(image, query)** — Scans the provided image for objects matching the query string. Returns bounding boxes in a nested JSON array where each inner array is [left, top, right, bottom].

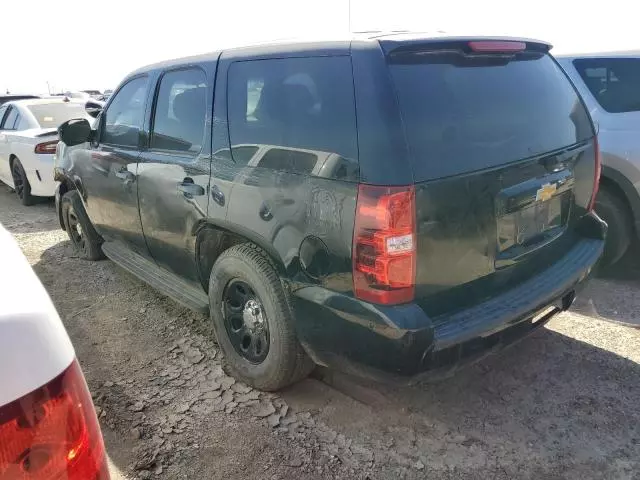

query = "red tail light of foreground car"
[[0, 359, 109, 479]]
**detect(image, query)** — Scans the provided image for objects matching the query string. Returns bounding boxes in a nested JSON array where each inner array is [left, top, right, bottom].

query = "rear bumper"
[[293, 213, 605, 383]]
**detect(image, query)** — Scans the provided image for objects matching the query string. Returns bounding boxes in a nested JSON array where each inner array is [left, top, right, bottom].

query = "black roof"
[[128, 32, 551, 77]]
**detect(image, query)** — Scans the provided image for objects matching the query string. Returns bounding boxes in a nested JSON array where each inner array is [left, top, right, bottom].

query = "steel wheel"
[[67, 205, 86, 253], [11, 162, 25, 199], [223, 279, 270, 364]]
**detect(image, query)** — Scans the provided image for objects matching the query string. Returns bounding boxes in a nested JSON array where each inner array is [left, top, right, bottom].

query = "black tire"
[[61, 190, 105, 261], [11, 158, 34, 206], [595, 186, 632, 266], [208, 243, 313, 391]]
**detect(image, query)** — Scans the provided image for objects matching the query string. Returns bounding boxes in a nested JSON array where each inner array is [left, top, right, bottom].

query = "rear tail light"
[[468, 41, 526, 53], [34, 141, 58, 154], [588, 136, 602, 212], [352, 185, 416, 305], [0, 359, 109, 479]]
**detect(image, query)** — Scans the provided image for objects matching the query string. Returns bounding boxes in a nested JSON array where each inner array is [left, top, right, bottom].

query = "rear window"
[[389, 51, 593, 181], [27, 103, 89, 128], [573, 57, 640, 113]]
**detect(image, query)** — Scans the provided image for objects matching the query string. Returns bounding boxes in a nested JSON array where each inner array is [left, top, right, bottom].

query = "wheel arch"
[[194, 220, 287, 291], [54, 175, 79, 231], [600, 165, 640, 238]]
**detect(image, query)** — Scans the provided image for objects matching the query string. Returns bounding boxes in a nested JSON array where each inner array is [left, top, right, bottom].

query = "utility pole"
[[46, 81, 51, 95]]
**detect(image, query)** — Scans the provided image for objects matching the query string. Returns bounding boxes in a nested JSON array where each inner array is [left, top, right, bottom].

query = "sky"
[[2, 0, 638, 94]]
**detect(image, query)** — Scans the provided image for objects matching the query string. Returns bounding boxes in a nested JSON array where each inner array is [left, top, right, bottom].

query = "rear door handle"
[[115, 169, 135, 181], [177, 177, 205, 198], [211, 184, 225, 206], [116, 170, 136, 185]]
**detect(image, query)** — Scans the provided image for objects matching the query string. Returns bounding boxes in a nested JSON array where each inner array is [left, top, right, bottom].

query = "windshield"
[[27, 103, 89, 129], [389, 51, 594, 181]]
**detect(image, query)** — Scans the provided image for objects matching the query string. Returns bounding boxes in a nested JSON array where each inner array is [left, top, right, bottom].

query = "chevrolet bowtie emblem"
[[536, 183, 557, 202]]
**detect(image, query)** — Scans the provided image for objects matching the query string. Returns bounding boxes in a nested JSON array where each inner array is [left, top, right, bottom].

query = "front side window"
[[150, 68, 207, 153], [574, 58, 640, 113], [227, 56, 359, 180], [102, 76, 149, 147]]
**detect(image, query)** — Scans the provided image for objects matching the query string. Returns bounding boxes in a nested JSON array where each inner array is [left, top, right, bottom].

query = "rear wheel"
[[61, 190, 105, 261], [595, 186, 632, 266], [11, 158, 34, 206], [208, 244, 314, 391]]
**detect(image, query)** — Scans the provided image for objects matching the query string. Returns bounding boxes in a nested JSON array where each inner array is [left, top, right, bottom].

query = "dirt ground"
[[1, 185, 639, 480]]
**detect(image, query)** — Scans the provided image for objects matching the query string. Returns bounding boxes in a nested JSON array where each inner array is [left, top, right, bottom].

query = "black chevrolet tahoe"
[[54, 34, 605, 390]]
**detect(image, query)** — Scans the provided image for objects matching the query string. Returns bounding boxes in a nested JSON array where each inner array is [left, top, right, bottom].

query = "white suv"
[[557, 52, 640, 265], [0, 224, 109, 479]]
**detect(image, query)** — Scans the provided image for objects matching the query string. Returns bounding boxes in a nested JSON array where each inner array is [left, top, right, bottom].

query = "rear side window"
[[102, 76, 149, 148], [389, 51, 593, 181], [151, 68, 207, 153], [573, 58, 640, 113], [227, 56, 359, 180], [1, 107, 19, 130]]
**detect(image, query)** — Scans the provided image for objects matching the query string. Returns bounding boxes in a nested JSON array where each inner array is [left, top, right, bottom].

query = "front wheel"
[[61, 190, 105, 261], [208, 244, 314, 391]]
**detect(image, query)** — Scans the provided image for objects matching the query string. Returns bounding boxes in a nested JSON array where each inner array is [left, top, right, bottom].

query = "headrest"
[[173, 87, 205, 123]]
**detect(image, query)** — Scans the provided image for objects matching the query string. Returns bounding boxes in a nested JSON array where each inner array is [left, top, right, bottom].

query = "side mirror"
[[59, 118, 92, 146], [85, 100, 104, 118]]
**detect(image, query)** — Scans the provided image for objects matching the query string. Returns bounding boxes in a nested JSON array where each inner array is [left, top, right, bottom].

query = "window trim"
[[573, 57, 640, 114], [2, 105, 21, 132], [0, 106, 19, 131], [12, 113, 22, 131], [0, 105, 9, 128], [100, 74, 149, 148], [147, 66, 208, 158]]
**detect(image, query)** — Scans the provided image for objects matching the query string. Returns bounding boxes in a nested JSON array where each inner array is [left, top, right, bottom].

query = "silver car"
[[557, 51, 640, 265]]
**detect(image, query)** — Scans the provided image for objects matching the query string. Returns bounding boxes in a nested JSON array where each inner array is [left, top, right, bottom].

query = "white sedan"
[[0, 223, 110, 478], [0, 99, 91, 205]]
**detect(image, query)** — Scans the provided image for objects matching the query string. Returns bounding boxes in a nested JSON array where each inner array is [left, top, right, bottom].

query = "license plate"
[[515, 196, 562, 245], [497, 195, 564, 253]]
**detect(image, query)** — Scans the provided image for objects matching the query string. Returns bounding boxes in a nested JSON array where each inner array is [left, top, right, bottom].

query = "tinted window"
[[27, 103, 89, 128], [102, 77, 149, 147], [389, 52, 593, 181], [257, 147, 318, 174], [151, 69, 207, 153], [0, 105, 7, 126], [227, 56, 358, 180], [2, 107, 19, 130], [574, 58, 640, 113]]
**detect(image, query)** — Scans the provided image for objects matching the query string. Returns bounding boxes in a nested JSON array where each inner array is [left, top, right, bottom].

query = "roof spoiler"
[[35, 129, 59, 138], [381, 37, 552, 56]]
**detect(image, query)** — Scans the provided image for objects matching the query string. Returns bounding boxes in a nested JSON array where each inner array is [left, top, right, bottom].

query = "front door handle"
[[211, 184, 225, 206], [177, 177, 205, 198]]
